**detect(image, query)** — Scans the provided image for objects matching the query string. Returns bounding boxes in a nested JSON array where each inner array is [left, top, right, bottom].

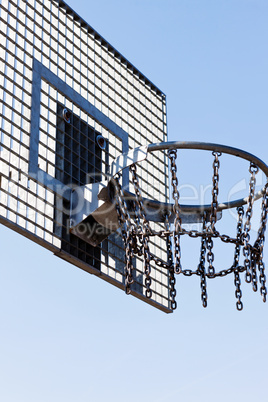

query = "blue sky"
[[1, 1, 268, 401]]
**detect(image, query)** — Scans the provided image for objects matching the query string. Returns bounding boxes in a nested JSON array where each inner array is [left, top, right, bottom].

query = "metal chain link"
[[168, 150, 182, 274], [257, 260, 266, 302], [206, 152, 221, 277], [250, 248, 258, 292], [114, 174, 135, 295], [198, 213, 208, 308], [130, 164, 152, 298], [206, 236, 215, 278], [181, 264, 246, 278], [254, 182, 268, 302], [113, 149, 268, 311], [210, 151, 221, 231], [243, 163, 259, 285], [165, 215, 177, 310], [130, 187, 144, 257], [155, 227, 243, 246], [233, 206, 244, 311]]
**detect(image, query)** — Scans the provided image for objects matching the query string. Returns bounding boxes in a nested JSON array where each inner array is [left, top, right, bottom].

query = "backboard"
[[0, 0, 171, 312]]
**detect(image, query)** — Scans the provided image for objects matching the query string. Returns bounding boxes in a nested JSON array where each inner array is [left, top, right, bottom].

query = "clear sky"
[[1, 1, 268, 401]]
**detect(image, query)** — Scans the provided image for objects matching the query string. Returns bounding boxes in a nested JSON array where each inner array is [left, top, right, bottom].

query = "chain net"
[[114, 150, 268, 311]]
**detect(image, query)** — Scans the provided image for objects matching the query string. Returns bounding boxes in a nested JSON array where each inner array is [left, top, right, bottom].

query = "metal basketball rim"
[[112, 141, 268, 311]]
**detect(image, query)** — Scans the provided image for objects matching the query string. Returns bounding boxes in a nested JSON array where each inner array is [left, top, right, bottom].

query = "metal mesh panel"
[[0, 0, 170, 312]]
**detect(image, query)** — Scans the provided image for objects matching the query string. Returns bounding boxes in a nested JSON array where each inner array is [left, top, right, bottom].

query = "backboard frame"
[[0, 0, 172, 313]]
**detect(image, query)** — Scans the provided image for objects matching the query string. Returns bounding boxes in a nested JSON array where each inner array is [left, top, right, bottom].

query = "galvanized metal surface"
[[0, 0, 171, 312], [111, 141, 268, 212], [113, 146, 268, 310]]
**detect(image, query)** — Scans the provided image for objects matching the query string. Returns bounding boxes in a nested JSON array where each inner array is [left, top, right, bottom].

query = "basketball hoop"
[[113, 141, 268, 311]]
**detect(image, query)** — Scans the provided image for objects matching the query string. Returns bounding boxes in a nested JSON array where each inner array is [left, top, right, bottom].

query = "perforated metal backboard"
[[0, 0, 171, 312]]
